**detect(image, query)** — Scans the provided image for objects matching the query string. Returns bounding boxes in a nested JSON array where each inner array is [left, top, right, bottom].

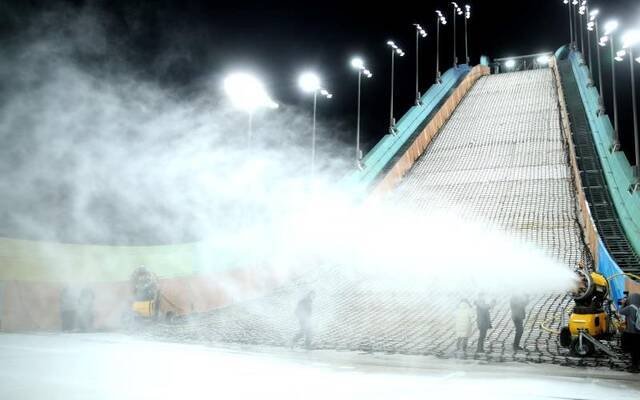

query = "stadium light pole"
[[589, 10, 604, 99], [387, 40, 405, 135], [451, 2, 463, 67], [414, 24, 428, 105], [572, 0, 579, 49], [464, 5, 471, 64], [602, 20, 620, 150], [223, 72, 278, 149], [298, 72, 332, 179], [563, 0, 574, 49], [584, 3, 593, 71], [351, 57, 373, 170], [579, 2, 586, 53], [623, 30, 640, 188], [435, 10, 447, 83], [587, 22, 596, 78]]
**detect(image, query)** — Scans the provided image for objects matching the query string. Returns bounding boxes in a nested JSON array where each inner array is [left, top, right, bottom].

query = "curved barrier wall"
[[598, 239, 626, 304], [0, 237, 196, 282]]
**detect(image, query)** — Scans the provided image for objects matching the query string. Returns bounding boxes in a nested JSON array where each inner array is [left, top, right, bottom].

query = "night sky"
[[1, 0, 640, 160]]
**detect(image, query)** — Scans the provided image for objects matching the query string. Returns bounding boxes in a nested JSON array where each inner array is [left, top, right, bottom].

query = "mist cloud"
[[0, 5, 577, 297]]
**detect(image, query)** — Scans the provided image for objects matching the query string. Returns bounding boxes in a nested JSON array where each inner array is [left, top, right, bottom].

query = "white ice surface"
[[0, 333, 639, 400]]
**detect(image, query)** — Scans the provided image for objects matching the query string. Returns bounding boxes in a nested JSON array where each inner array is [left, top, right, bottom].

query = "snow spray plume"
[[0, 5, 577, 301]]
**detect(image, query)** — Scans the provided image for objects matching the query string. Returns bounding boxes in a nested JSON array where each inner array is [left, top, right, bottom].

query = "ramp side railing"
[[371, 64, 489, 195]]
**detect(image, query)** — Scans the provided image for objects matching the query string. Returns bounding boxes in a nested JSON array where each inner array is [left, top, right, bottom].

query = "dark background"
[[1, 0, 639, 162]]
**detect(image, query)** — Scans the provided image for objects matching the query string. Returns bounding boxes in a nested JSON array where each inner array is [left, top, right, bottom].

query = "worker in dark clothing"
[[475, 294, 494, 353], [76, 288, 95, 332], [291, 290, 315, 349], [60, 287, 76, 332], [510, 295, 528, 351], [619, 293, 640, 372], [132, 266, 157, 301], [620, 291, 629, 308]]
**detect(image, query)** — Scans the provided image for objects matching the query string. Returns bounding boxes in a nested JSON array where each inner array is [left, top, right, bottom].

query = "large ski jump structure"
[[1, 47, 639, 368]]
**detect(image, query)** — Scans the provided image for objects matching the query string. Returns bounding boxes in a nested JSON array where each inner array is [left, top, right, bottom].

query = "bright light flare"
[[604, 20, 619, 35], [319, 89, 333, 99], [537, 55, 550, 65], [623, 30, 640, 49], [351, 57, 372, 78], [505, 59, 516, 69], [351, 57, 365, 70], [223, 72, 278, 113], [298, 72, 321, 93]]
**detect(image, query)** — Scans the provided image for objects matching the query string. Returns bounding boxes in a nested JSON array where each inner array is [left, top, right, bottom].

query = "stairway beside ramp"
[[557, 59, 640, 276]]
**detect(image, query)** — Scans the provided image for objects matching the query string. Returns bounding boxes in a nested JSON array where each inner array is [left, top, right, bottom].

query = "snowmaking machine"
[[131, 266, 160, 320], [559, 269, 620, 357], [127, 266, 184, 324]]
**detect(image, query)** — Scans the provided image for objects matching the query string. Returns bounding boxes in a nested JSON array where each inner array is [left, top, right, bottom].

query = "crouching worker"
[[619, 293, 640, 372], [455, 299, 474, 352], [291, 290, 315, 349]]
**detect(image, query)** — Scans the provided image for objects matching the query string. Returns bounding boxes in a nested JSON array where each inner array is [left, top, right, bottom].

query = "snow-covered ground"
[[0, 333, 638, 400]]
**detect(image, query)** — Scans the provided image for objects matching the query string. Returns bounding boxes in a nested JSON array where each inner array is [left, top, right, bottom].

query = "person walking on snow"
[[291, 290, 315, 349], [510, 294, 528, 352], [455, 299, 474, 352], [475, 294, 494, 353]]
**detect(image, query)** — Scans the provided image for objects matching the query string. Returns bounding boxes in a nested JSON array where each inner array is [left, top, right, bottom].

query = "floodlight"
[[298, 72, 321, 93], [351, 57, 365, 70], [537, 55, 550, 65], [604, 20, 619, 35], [223, 72, 278, 113], [623, 30, 640, 49]]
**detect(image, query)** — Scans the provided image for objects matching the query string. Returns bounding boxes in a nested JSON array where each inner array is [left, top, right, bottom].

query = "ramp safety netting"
[[142, 69, 628, 369]]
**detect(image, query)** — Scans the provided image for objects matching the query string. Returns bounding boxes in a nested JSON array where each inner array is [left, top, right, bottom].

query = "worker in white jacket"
[[455, 299, 474, 352]]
